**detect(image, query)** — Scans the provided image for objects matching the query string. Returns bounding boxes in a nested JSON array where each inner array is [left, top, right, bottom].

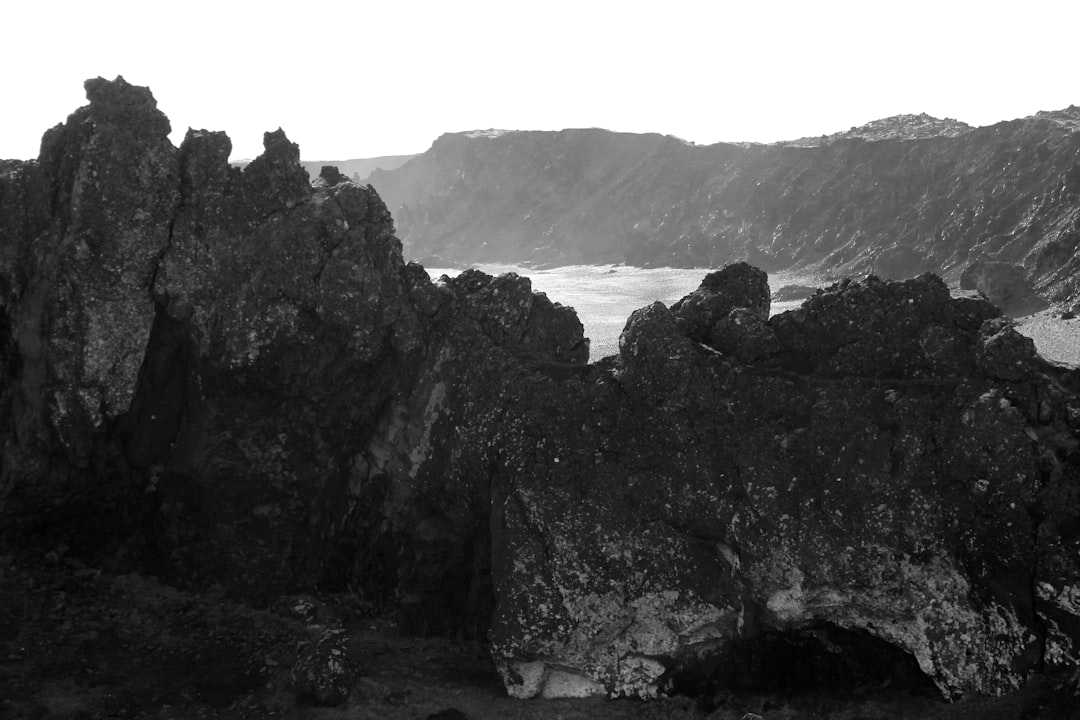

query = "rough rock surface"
[[483, 274, 1080, 700], [368, 112, 1080, 306], [0, 77, 586, 616], [2, 78, 1079, 712], [671, 262, 771, 346]]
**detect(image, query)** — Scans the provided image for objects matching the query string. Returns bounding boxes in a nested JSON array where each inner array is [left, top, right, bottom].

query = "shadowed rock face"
[[1, 78, 1079, 704]]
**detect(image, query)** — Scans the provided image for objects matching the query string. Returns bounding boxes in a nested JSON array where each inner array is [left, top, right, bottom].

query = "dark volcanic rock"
[[710, 307, 779, 363], [485, 271, 1080, 700], [2, 80, 1079, 710], [769, 274, 1001, 378], [975, 317, 1041, 380], [671, 262, 771, 348], [0, 77, 584, 610]]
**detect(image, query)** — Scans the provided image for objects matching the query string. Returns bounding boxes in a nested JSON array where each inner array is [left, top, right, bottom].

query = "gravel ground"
[[2, 550, 1079, 719], [1016, 310, 1080, 368]]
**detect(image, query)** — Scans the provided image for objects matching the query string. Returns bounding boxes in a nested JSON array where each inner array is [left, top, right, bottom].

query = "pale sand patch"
[[1016, 310, 1080, 368]]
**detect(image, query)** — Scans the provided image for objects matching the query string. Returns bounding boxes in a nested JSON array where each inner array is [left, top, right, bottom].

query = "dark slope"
[[370, 110, 1080, 305]]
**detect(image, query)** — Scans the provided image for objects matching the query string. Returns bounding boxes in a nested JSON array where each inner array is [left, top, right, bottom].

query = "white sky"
[[2, 0, 1078, 161]]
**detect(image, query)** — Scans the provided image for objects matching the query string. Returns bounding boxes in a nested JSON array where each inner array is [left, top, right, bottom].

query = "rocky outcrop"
[[368, 110, 1080, 306], [2, 79, 1079, 708], [0, 77, 585, 615], [485, 272, 1080, 700]]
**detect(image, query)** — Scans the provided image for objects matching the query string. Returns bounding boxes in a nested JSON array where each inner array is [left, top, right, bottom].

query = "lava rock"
[[672, 262, 771, 346], [710, 307, 779, 363], [769, 273, 999, 378], [486, 273, 1079, 700], [976, 317, 1040, 380]]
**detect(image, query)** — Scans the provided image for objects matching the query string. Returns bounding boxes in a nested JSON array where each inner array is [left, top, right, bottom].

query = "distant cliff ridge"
[[368, 110, 1080, 306]]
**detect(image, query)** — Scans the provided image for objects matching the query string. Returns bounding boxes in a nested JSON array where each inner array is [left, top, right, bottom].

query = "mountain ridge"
[[369, 108, 1080, 306]]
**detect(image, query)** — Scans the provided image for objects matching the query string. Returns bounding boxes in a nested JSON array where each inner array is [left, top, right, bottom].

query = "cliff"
[[369, 112, 1080, 307], [1, 78, 1079, 716]]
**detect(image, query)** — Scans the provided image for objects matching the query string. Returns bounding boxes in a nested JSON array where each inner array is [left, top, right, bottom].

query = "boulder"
[[710, 307, 779, 363], [960, 260, 1048, 317], [671, 262, 771, 347]]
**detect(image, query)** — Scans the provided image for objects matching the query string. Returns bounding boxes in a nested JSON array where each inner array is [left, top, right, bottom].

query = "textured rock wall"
[[2, 78, 1079, 704]]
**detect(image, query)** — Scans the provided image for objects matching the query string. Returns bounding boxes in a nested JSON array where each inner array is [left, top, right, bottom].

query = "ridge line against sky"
[[3, 0, 1079, 162]]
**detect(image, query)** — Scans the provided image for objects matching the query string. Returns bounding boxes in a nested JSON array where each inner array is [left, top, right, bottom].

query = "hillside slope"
[[369, 111, 1080, 305]]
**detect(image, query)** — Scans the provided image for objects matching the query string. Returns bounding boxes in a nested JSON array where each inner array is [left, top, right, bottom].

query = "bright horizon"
[[3, 0, 1079, 162]]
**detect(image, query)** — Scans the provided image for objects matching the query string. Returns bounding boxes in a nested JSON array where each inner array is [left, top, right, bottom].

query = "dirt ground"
[[1, 550, 1078, 720]]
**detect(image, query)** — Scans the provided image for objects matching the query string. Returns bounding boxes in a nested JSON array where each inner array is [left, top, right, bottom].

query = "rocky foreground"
[[2, 78, 1080, 718]]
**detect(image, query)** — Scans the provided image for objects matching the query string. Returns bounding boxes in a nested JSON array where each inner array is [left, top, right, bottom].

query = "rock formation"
[[0, 77, 586, 617], [368, 111, 1080, 307], [2, 78, 1079, 708], [476, 268, 1080, 700]]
